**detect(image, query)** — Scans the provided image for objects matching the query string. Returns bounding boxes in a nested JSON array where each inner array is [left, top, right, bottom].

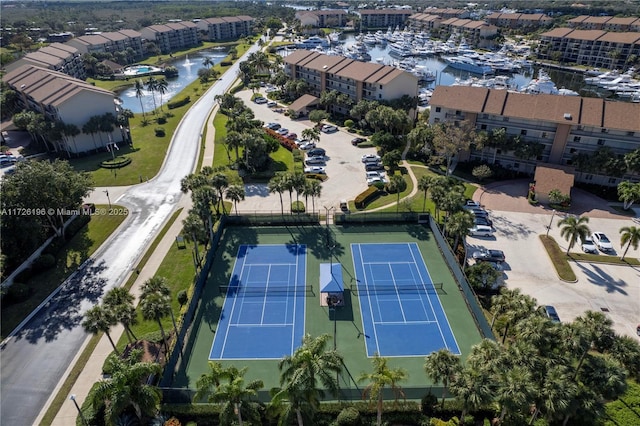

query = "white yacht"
[[443, 55, 494, 75], [521, 70, 578, 95], [296, 36, 329, 50]]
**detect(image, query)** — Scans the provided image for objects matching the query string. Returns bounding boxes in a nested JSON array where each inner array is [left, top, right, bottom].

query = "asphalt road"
[[0, 43, 260, 426]]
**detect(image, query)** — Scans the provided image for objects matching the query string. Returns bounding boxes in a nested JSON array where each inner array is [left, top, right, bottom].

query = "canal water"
[[117, 48, 229, 113]]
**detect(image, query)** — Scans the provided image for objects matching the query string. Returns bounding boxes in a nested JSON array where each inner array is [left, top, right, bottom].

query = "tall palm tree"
[[134, 79, 146, 118], [140, 277, 179, 341], [82, 305, 119, 355], [212, 366, 264, 426], [210, 173, 229, 214], [202, 57, 214, 69], [529, 364, 575, 425], [102, 287, 138, 345], [226, 185, 245, 215], [268, 174, 287, 215], [90, 349, 161, 425], [307, 179, 322, 214], [301, 127, 320, 145], [494, 366, 535, 425], [139, 291, 171, 353], [278, 334, 343, 403], [424, 349, 461, 409], [446, 210, 474, 251], [155, 79, 168, 112], [387, 175, 407, 213], [450, 366, 492, 425], [225, 131, 243, 162], [358, 353, 408, 426], [417, 175, 432, 213], [268, 379, 316, 426], [570, 310, 614, 381], [194, 361, 227, 402], [619, 225, 640, 260], [557, 215, 590, 254], [82, 117, 100, 151], [145, 77, 158, 113]]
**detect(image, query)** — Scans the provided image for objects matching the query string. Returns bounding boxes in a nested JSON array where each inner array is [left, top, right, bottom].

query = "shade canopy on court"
[[320, 263, 344, 293]]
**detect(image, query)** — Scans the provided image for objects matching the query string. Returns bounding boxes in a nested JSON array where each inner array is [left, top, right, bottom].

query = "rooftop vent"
[[323, 65, 328, 69], [20, 84, 26, 89], [563, 113, 572, 120]]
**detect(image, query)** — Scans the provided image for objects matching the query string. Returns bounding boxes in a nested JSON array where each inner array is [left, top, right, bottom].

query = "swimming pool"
[[122, 65, 162, 76]]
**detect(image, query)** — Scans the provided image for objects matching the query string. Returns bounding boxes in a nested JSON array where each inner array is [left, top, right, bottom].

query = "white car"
[[361, 154, 381, 163], [267, 101, 277, 107], [304, 157, 325, 166], [277, 128, 289, 135], [365, 171, 385, 179], [581, 236, 597, 253], [468, 225, 494, 237], [366, 176, 387, 186], [591, 232, 613, 252], [321, 124, 338, 133], [304, 166, 326, 174], [299, 142, 316, 150], [254, 97, 268, 104]]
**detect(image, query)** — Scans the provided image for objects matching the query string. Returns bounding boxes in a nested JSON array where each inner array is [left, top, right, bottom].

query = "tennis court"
[[352, 243, 460, 357], [209, 244, 307, 360]]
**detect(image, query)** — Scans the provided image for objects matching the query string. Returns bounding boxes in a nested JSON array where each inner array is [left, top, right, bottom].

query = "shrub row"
[[99, 156, 131, 169], [220, 60, 232, 67], [354, 186, 380, 209], [167, 96, 191, 109], [305, 173, 328, 181], [264, 128, 297, 151]]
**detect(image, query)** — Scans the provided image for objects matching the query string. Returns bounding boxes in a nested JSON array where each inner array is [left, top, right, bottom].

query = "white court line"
[[358, 244, 381, 355], [219, 246, 247, 357], [387, 264, 408, 322], [373, 320, 438, 325], [230, 323, 294, 327]]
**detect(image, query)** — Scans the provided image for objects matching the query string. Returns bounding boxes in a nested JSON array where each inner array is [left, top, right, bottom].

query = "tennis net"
[[350, 282, 443, 295], [219, 285, 314, 297]]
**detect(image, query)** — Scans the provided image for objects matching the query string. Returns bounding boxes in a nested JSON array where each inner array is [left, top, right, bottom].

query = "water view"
[[117, 48, 229, 113]]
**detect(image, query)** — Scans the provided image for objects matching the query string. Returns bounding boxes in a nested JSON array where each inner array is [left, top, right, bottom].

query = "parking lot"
[[467, 208, 640, 339], [235, 90, 379, 211]]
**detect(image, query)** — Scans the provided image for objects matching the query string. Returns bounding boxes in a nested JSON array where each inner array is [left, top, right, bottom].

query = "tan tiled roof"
[[99, 31, 128, 41], [38, 44, 77, 59], [334, 61, 385, 82], [119, 29, 142, 38], [430, 86, 640, 132], [564, 29, 606, 41], [282, 49, 318, 67], [534, 164, 575, 195], [582, 16, 612, 24], [598, 32, 640, 44], [541, 28, 574, 38], [604, 17, 639, 26], [2, 65, 113, 107], [289, 94, 319, 112], [568, 16, 589, 24], [360, 9, 412, 15], [76, 34, 110, 45]]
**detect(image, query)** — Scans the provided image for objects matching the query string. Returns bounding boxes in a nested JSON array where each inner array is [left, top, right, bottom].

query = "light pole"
[[546, 209, 556, 237], [104, 189, 111, 209], [69, 394, 89, 426]]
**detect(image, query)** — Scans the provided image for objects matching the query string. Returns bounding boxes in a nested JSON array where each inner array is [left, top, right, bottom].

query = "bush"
[[155, 127, 166, 137], [344, 119, 354, 129], [354, 186, 380, 209], [100, 156, 131, 169], [220, 60, 232, 67], [6, 282, 31, 302], [421, 393, 438, 416], [291, 201, 305, 213], [177, 290, 188, 306], [157, 116, 167, 124], [336, 406, 361, 426], [305, 173, 328, 181], [32, 253, 56, 272], [167, 96, 191, 109]]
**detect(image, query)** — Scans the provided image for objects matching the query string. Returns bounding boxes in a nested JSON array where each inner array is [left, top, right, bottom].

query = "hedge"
[[167, 96, 191, 109], [304, 173, 328, 182], [264, 128, 297, 151], [100, 156, 131, 169], [354, 186, 380, 209]]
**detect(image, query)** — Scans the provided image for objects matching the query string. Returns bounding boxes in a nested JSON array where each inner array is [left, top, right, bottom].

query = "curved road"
[[0, 43, 260, 426]]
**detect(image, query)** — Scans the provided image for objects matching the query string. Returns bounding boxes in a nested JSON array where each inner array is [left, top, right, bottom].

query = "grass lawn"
[[1, 205, 127, 339], [568, 252, 639, 266], [539, 235, 577, 282]]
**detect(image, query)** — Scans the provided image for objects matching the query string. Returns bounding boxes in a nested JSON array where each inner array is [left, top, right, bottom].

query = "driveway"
[[468, 182, 640, 339], [234, 90, 379, 212]]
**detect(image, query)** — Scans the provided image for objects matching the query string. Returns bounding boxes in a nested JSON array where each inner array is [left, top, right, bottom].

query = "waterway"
[[117, 48, 229, 113]]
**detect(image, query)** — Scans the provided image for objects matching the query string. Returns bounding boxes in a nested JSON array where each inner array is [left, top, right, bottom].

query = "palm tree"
[[301, 127, 320, 144], [268, 378, 318, 426], [82, 117, 100, 151], [145, 77, 158, 113], [424, 349, 461, 409], [570, 310, 614, 381], [102, 287, 138, 345], [446, 210, 474, 251], [226, 185, 246, 215], [557, 215, 590, 254], [387, 175, 407, 213], [134, 79, 146, 118], [82, 305, 119, 355], [494, 366, 535, 424], [358, 353, 407, 426], [90, 349, 161, 425], [268, 174, 287, 215], [212, 366, 263, 426], [417, 175, 432, 213], [139, 291, 171, 353], [155, 79, 168, 112], [450, 366, 492, 425], [202, 57, 214, 69], [140, 277, 180, 342], [194, 361, 227, 402], [529, 364, 575, 425], [279, 334, 343, 403], [619, 225, 640, 260]]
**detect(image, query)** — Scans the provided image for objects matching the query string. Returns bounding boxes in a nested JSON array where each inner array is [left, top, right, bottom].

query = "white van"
[[468, 225, 494, 237]]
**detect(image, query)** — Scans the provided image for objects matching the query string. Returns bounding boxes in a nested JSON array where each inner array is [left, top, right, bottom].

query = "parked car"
[[365, 171, 385, 179], [267, 101, 277, 107], [468, 225, 494, 237], [321, 124, 338, 133], [304, 157, 325, 166], [465, 200, 480, 207], [464, 206, 489, 216], [361, 154, 381, 163], [581, 236, 597, 253], [307, 148, 326, 157], [286, 133, 297, 140], [474, 216, 493, 227], [254, 97, 268, 104], [365, 162, 384, 172], [277, 128, 289, 135], [351, 137, 367, 146], [265, 122, 281, 130], [591, 232, 613, 252], [294, 138, 307, 146], [304, 166, 326, 174], [472, 248, 505, 263], [544, 305, 561, 323], [299, 141, 316, 150], [366, 176, 386, 186]]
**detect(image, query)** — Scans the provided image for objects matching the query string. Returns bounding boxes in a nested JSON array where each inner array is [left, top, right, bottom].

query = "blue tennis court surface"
[[209, 244, 306, 359], [352, 243, 460, 357]]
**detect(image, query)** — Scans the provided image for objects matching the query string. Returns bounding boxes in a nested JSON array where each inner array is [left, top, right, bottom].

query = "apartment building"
[[282, 50, 418, 115], [485, 12, 552, 31], [197, 16, 255, 41], [407, 14, 442, 32], [295, 10, 347, 28], [568, 15, 640, 32], [359, 9, 413, 29], [538, 28, 640, 69], [4, 43, 86, 80], [140, 21, 199, 54], [439, 18, 498, 49], [66, 29, 144, 59], [2, 65, 121, 155], [421, 8, 469, 19], [429, 86, 640, 186]]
